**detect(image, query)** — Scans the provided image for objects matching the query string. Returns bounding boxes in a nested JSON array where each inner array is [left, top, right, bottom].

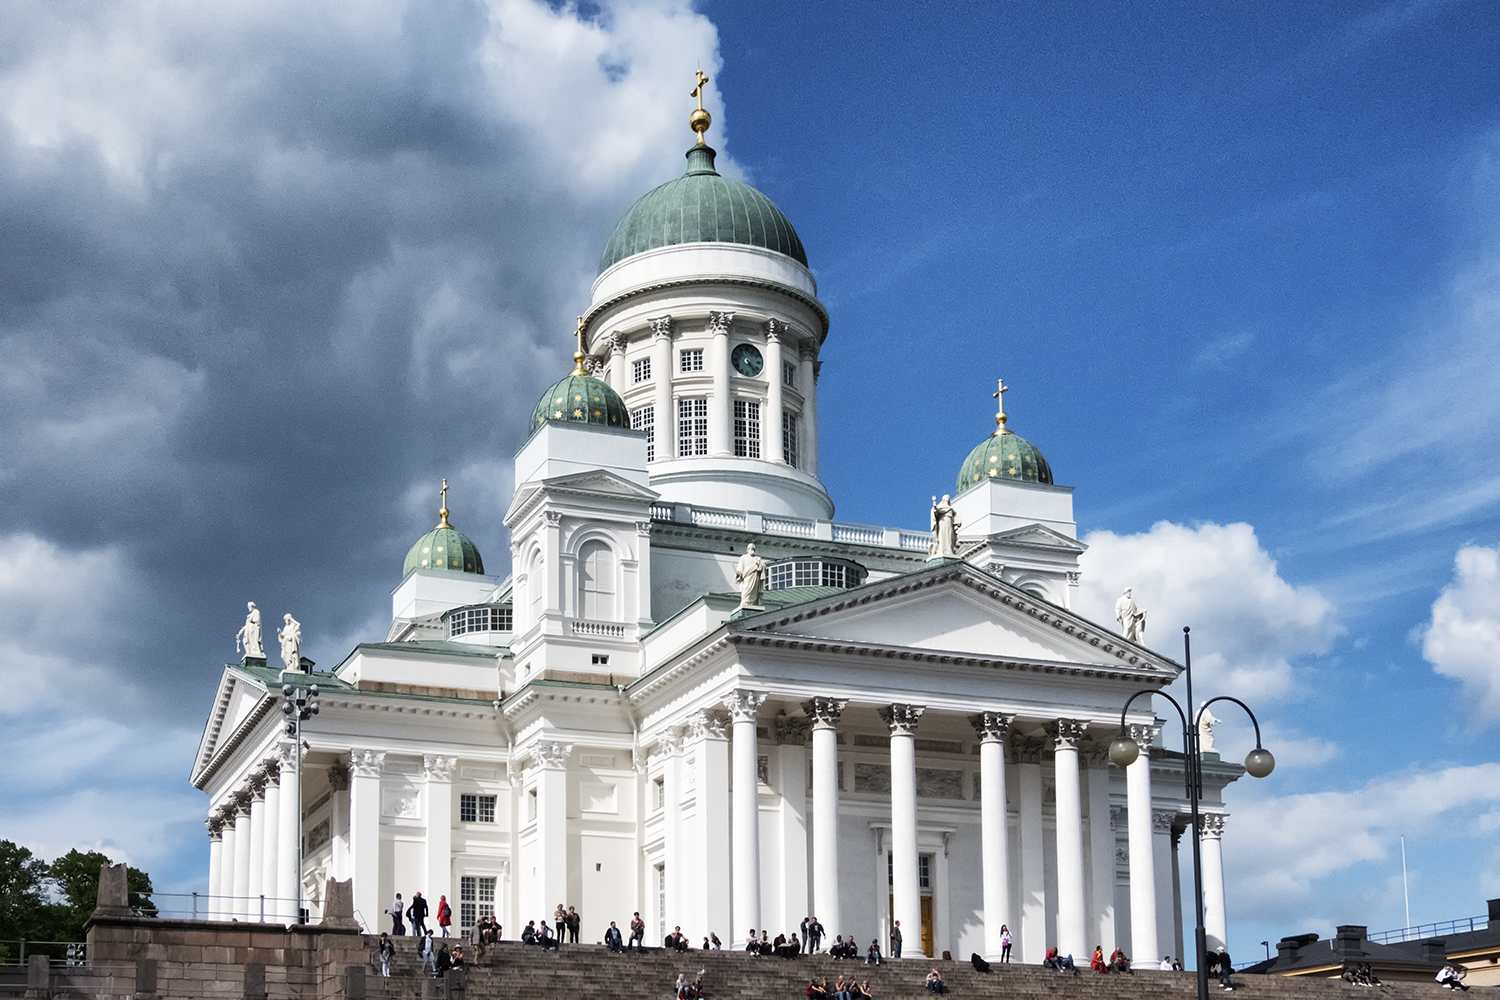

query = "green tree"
[[43, 850, 157, 941], [0, 841, 50, 944]]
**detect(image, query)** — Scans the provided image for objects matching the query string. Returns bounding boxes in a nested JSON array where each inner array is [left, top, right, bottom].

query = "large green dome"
[[404, 526, 484, 577], [956, 430, 1054, 493], [598, 144, 807, 274], [529, 371, 629, 435]]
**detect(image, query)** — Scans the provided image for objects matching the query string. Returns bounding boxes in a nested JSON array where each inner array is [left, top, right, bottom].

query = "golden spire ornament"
[[437, 478, 453, 528], [689, 70, 712, 145], [572, 315, 588, 375], [993, 378, 1010, 436]]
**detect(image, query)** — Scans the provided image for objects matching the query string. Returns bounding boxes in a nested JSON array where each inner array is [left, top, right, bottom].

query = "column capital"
[[608, 331, 626, 357], [217, 800, 240, 823], [248, 772, 268, 799], [275, 740, 301, 771], [968, 711, 1013, 744], [207, 816, 224, 839], [802, 696, 848, 730], [1109, 805, 1124, 826], [544, 510, 563, 527], [533, 741, 572, 770], [764, 318, 786, 343], [424, 754, 457, 782], [1012, 736, 1045, 765], [708, 310, 735, 336], [1083, 740, 1113, 767], [799, 343, 817, 362], [1127, 720, 1163, 746], [1198, 813, 1227, 840], [648, 315, 673, 340], [655, 730, 682, 757], [774, 715, 810, 746], [233, 788, 253, 810], [326, 762, 350, 792], [686, 709, 729, 741], [878, 703, 925, 737], [260, 758, 282, 786], [350, 748, 386, 778], [1152, 808, 1178, 833], [1047, 718, 1088, 750], [722, 689, 766, 722]]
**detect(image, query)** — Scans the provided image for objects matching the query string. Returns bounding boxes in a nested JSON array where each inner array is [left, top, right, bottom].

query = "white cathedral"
[[192, 90, 1247, 966]]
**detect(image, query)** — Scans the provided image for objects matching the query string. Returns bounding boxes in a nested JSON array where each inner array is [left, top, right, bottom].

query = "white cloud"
[[1076, 521, 1340, 699], [1420, 543, 1500, 721]]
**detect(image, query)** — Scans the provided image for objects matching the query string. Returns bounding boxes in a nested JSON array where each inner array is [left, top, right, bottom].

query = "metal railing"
[[1369, 914, 1489, 944], [0, 940, 86, 968], [144, 892, 306, 923]]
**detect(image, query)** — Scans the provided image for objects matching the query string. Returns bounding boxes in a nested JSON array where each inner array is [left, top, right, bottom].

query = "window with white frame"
[[528, 551, 544, 622], [577, 540, 616, 621], [449, 606, 512, 638], [733, 399, 760, 458], [460, 794, 496, 823], [630, 405, 655, 462], [632, 357, 651, 383], [677, 398, 708, 456], [680, 348, 704, 373], [653, 776, 665, 810], [460, 875, 495, 931], [783, 412, 800, 467], [783, 361, 796, 387], [527, 788, 537, 820]]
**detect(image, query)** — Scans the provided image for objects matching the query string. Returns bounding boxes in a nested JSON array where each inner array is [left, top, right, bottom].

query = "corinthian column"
[[246, 774, 267, 920], [1126, 721, 1161, 963], [207, 818, 224, 917], [534, 741, 571, 923], [970, 711, 1013, 959], [764, 320, 786, 462], [724, 689, 766, 938], [804, 696, 847, 943], [608, 332, 627, 394], [709, 311, 734, 456], [1049, 719, 1088, 959], [275, 742, 300, 923], [348, 748, 385, 930], [231, 790, 253, 919], [259, 761, 281, 922], [649, 316, 674, 461], [1199, 814, 1228, 951], [425, 754, 457, 911], [880, 703, 925, 957]]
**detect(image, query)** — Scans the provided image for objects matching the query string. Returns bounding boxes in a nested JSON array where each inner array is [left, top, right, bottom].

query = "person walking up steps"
[[437, 895, 452, 938], [388, 893, 405, 935], [377, 933, 394, 978], [408, 892, 430, 936], [419, 930, 437, 975]]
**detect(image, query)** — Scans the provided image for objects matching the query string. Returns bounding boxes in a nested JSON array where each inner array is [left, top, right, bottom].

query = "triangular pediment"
[[981, 522, 1088, 554], [738, 563, 1173, 673], [191, 666, 269, 787], [506, 469, 657, 523]]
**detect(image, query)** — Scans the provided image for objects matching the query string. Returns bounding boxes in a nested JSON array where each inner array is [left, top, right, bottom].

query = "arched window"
[[578, 541, 617, 621], [528, 550, 545, 623]]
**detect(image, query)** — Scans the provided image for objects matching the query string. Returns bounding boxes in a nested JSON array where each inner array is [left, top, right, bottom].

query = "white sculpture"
[[278, 614, 303, 672], [930, 494, 961, 559], [235, 601, 264, 658], [1197, 704, 1220, 753], [734, 543, 767, 610], [1114, 587, 1147, 642]]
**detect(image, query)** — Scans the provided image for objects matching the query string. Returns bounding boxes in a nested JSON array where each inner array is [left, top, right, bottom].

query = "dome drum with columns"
[[193, 77, 1249, 969]]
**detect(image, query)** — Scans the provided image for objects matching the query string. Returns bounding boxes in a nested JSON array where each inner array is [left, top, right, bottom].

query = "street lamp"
[[281, 680, 319, 924], [1108, 626, 1274, 1000]]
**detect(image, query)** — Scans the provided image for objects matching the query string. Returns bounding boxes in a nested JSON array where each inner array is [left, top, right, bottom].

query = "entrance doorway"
[[887, 853, 936, 957]]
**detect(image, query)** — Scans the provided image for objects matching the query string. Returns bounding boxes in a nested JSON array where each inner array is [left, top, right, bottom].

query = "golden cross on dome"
[[689, 70, 712, 145], [692, 70, 710, 111], [572, 315, 587, 375], [993, 378, 1010, 435], [438, 478, 453, 528]]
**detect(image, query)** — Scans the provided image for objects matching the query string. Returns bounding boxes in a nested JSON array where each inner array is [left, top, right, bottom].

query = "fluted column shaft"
[[1050, 720, 1088, 960], [806, 697, 847, 944], [1200, 815, 1228, 951], [882, 704, 925, 957], [726, 690, 766, 937], [971, 712, 1012, 959], [1126, 722, 1160, 963]]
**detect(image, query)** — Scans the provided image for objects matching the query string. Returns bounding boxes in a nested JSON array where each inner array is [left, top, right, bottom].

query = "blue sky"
[[1, 0, 1498, 961]]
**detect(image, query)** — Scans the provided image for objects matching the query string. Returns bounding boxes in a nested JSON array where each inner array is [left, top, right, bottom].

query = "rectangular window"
[[655, 863, 667, 942], [920, 854, 931, 889], [733, 399, 761, 458], [680, 348, 704, 372], [677, 398, 708, 457], [630, 405, 655, 463], [632, 357, 651, 383], [653, 776, 665, 810], [783, 412, 800, 467], [783, 361, 796, 387], [527, 788, 537, 821], [460, 794, 496, 823], [449, 606, 512, 637], [460, 875, 496, 931]]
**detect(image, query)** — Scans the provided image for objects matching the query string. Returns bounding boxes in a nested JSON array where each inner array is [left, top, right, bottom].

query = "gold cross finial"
[[438, 478, 453, 528], [572, 315, 587, 375], [689, 70, 712, 145], [993, 378, 1010, 435]]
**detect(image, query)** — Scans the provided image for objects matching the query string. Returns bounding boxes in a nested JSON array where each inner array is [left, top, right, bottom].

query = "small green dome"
[[598, 144, 807, 274], [529, 372, 629, 434], [404, 526, 484, 577], [956, 430, 1054, 493]]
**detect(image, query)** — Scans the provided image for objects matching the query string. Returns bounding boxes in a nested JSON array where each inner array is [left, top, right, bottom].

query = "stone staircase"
[[362, 939, 1440, 1000]]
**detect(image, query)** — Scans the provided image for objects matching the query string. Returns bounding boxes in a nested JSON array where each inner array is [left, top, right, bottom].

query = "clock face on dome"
[[731, 343, 764, 377]]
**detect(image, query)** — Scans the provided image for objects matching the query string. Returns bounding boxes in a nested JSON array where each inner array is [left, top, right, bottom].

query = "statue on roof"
[[1114, 587, 1146, 642], [1197, 703, 1220, 753], [278, 614, 303, 672], [235, 602, 264, 658], [735, 543, 767, 611], [930, 494, 961, 559]]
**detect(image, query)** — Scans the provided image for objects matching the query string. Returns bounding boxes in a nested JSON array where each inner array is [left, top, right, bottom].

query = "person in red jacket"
[[437, 894, 452, 938]]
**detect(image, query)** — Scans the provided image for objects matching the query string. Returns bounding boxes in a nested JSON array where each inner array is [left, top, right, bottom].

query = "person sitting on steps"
[[538, 920, 559, 951], [746, 930, 760, 955], [1110, 947, 1132, 974], [924, 968, 947, 994], [521, 920, 537, 945], [629, 912, 646, 951], [866, 939, 882, 965], [805, 978, 828, 1000], [665, 925, 689, 952], [1092, 946, 1108, 973], [605, 921, 624, 953], [1437, 965, 1469, 991]]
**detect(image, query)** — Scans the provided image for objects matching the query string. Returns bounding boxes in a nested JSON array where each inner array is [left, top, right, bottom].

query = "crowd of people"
[[805, 974, 876, 1000], [375, 930, 468, 979]]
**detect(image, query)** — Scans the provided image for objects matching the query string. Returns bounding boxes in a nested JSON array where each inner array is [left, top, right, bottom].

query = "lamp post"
[[1108, 626, 1275, 1000], [281, 679, 319, 923]]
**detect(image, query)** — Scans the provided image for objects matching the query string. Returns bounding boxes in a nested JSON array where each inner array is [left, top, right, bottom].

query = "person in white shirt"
[[1160, 957, 1174, 971]]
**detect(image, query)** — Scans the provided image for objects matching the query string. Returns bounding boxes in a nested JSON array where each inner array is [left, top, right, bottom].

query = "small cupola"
[[402, 479, 485, 577]]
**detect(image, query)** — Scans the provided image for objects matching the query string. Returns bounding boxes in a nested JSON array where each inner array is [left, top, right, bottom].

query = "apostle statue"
[[1197, 704, 1220, 753], [278, 614, 303, 672], [1114, 587, 1147, 642], [235, 601, 264, 658], [930, 494, 961, 559], [735, 543, 767, 610]]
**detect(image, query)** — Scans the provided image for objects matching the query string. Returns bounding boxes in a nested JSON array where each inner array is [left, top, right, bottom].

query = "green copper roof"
[[598, 144, 808, 274], [956, 430, 1054, 494], [404, 525, 484, 577], [529, 372, 629, 435]]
